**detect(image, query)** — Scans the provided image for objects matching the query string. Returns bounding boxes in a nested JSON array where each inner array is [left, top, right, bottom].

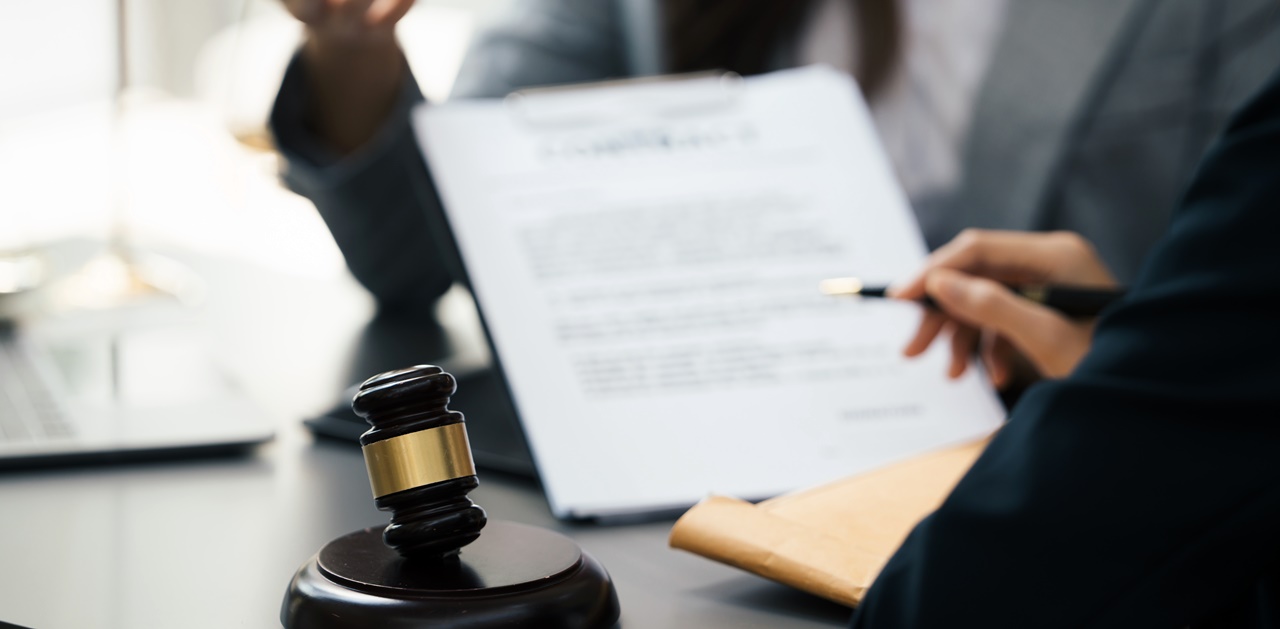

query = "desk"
[[0, 245, 853, 629]]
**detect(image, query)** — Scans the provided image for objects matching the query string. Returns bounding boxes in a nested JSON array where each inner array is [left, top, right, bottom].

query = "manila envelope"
[[668, 437, 989, 606]]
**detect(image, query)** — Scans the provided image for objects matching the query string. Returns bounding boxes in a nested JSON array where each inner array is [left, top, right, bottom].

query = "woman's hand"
[[892, 229, 1117, 389], [282, 0, 417, 154], [284, 0, 415, 47]]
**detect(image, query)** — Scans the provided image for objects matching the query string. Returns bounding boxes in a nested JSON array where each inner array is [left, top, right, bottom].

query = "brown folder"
[[668, 437, 989, 606]]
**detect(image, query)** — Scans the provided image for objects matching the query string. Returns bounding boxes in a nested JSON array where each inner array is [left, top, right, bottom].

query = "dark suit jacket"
[[850, 67, 1280, 629]]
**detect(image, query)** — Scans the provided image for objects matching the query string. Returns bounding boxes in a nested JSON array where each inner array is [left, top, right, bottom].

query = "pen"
[[818, 277, 1126, 318]]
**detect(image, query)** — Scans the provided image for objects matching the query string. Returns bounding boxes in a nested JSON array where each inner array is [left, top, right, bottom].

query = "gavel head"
[[353, 365, 487, 561]]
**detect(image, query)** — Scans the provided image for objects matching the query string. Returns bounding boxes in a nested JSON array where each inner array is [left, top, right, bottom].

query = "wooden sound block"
[[282, 520, 620, 628]]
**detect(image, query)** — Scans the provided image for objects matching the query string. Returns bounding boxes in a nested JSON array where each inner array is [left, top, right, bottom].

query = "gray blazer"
[[271, 0, 1280, 312]]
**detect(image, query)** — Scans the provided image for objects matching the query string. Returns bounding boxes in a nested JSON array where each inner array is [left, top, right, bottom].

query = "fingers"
[[284, 0, 327, 24], [368, 0, 415, 27], [938, 229, 1114, 285], [902, 308, 948, 357], [900, 311, 987, 382], [887, 271, 928, 301], [981, 334, 1015, 389], [304, 0, 400, 45], [898, 310, 982, 381], [948, 323, 979, 379], [335, 0, 377, 19], [891, 229, 1115, 302], [289, 0, 369, 24], [924, 269, 1091, 378]]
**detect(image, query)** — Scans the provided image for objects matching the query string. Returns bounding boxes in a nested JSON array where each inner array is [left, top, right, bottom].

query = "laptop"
[[0, 322, 273, 469]]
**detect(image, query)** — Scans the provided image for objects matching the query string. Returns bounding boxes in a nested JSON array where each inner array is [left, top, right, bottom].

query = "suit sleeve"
[[451, 0, 629, 98], [851, 70, 1280, 628], [270, 55, 455, 313], [268, 0, 628, 312]]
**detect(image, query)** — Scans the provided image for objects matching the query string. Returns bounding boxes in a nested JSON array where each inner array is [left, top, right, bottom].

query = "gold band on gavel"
[[362, 423, 476, 499]]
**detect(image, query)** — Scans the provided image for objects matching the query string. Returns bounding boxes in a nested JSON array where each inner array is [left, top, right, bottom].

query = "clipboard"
[[411, 65, 1005, 520], [503, 71, 744, 128]]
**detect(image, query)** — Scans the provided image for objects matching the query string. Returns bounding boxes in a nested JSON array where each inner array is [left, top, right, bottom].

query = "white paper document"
[[414, 66, 1005, 519]]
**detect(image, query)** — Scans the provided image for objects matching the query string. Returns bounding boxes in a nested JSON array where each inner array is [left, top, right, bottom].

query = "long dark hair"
[[662, 0, 901, 97]]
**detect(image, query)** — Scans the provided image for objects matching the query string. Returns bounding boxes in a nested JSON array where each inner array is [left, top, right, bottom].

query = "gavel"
[[281, 365, 620, 629], [356, 365, 487, 560]]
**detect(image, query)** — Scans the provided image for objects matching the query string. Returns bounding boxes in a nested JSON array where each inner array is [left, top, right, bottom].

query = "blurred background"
[[0, 11, 514, 624], [0, 0, 507, 276]]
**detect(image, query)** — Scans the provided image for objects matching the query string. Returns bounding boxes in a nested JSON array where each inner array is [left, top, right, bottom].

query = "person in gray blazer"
[[272, 0, 1280, 315]]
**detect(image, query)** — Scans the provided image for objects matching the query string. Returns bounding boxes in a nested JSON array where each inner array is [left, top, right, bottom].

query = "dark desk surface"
[[0, 245, 852, 629]]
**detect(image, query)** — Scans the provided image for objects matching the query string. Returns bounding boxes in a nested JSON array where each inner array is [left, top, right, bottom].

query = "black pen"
[[819, 277, 1126, 318]]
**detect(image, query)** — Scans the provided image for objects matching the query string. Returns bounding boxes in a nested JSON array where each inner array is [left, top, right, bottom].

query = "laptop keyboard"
[[0, 329, 73, 442]]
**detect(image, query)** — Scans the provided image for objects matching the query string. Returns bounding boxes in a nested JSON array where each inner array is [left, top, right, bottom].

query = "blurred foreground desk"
[[0, 245, 852, 629]]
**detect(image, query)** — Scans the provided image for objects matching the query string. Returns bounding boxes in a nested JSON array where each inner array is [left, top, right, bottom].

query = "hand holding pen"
[[828, 230, 1121, 390]]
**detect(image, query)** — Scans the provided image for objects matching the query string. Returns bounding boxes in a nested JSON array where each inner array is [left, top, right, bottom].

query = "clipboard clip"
[[504, 71, 745, 128]]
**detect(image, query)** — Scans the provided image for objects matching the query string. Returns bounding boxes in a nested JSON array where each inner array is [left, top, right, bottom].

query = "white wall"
[[0, 0, 510, 121], [0, 1, 118, 119]]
